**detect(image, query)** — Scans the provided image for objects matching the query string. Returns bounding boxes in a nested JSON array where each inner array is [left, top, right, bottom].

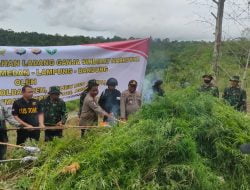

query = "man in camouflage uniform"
[[199, 74, 219, 97], [39, 86, 68, 141], [120, 80, 142, 120], [79, 79, 98, 117], [223, 76, 247, 112], [0, 100, 21, 160]]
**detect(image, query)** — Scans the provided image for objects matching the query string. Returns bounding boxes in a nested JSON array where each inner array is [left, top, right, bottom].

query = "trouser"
[[0, 129, 8, 160], [16, 129, 40, 145], [45, 130, 63, 142]]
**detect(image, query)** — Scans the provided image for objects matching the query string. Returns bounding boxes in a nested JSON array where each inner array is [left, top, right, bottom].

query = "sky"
[[0, 0, 249, 41]]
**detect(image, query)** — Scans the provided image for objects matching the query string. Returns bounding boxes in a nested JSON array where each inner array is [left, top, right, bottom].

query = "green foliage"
[[66, 99, 79, 112], [15, 89, 250, 190]]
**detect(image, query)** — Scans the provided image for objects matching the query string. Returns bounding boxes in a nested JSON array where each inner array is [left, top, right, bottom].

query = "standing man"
[[79, 79, 98, 117], [39, 86, 68, 141], [12, 85, 45, 145], [0, 100, 22, 160], [152, 80, 164, 97], [223, 76, 247, 112], [99, 78, 121, 121], [199, 74, 219, 97], [79, 82, 111, 136], [120, 80, 142, 121]]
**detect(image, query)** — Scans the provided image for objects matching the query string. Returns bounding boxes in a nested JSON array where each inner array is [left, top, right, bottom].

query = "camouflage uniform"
[[199, 84, 219, 97], [0, 100, 20, 160], [39, 87, 68, 141], [223, 86, 247, 112]]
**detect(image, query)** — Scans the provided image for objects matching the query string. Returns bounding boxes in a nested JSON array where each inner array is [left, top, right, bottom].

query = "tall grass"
[[14, 89, 250, 190]]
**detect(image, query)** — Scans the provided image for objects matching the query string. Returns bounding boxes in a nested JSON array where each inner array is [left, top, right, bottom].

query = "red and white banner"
[[0, 38, 149, 105]]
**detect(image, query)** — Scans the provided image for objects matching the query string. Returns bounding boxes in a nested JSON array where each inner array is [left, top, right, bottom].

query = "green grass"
[[8, 89, 250, 190]]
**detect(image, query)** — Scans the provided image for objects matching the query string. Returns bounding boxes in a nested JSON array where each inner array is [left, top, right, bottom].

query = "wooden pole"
[[0, 142, 23, 148], [211, 0, 226, 77], [5, 125, 110, 131]]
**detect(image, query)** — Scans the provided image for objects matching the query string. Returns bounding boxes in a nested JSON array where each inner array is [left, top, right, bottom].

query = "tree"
[[211, 0, 226, 77]]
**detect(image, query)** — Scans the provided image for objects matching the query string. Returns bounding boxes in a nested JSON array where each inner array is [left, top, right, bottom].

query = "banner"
[[0, 38, 149, 105]]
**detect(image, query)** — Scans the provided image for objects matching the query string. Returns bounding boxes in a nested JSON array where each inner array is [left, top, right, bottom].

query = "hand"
[[39, 124, 46, 128], [25, 124, 34, 131], [56, 121, 63, 127], [25, 124, 34, 129]]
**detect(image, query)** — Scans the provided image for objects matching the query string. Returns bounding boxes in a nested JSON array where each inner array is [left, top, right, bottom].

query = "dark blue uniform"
[[99, 89, 121, 121]]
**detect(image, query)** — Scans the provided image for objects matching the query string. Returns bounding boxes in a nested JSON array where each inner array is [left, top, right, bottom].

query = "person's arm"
[[12, 101, 33, 128], [88, 99, 110, 118], [13, 116, 33, 128], [120, 93, 126, 119], [38, 101, 45, 128], [2, 102, 20, 127], [61, 101, 68, 125]]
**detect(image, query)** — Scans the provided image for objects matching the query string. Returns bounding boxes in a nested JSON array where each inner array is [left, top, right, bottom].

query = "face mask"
[[204, 79, 211, 84]]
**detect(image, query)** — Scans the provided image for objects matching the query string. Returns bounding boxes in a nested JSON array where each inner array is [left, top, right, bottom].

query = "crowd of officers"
[[0, 78, 164, 160], [0, 74, 246, 160]]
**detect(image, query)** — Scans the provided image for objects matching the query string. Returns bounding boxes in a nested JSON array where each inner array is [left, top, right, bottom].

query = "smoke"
[[142, 70, 165, 103]]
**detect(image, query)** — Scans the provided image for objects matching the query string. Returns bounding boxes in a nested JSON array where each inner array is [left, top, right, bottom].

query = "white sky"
[[0, 0, 249, 41]]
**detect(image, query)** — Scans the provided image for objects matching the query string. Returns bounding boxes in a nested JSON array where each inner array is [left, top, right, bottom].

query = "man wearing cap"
[[152, 80, 164, 97], [79, 79, 98, 117], [199, 74, 219, 97], [79, 81, 111, 136], [223, 76, 247, 112], [0, 100, 22, 160], [39, 86, 68, 141], [99, 78, 121, 121], [120, 80, 142, 120]]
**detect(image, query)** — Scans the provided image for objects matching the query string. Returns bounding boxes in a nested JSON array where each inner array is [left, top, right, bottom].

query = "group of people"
[[1, 74, 244, 160], [0, 78, 164, 160], [199, 74, 247, 112], [0, 85, 68, 160]]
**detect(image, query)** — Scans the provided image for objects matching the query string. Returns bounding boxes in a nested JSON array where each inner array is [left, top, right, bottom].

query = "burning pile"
[[18, 89, 250, 190]]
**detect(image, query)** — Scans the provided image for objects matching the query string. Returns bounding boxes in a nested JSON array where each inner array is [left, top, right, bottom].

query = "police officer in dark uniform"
[[12, 85, 45, 145], [99, 78, 121, 121], [39, 86, 68, 141], [79, 79, 98, 117], [152, 80, 164, 96]]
